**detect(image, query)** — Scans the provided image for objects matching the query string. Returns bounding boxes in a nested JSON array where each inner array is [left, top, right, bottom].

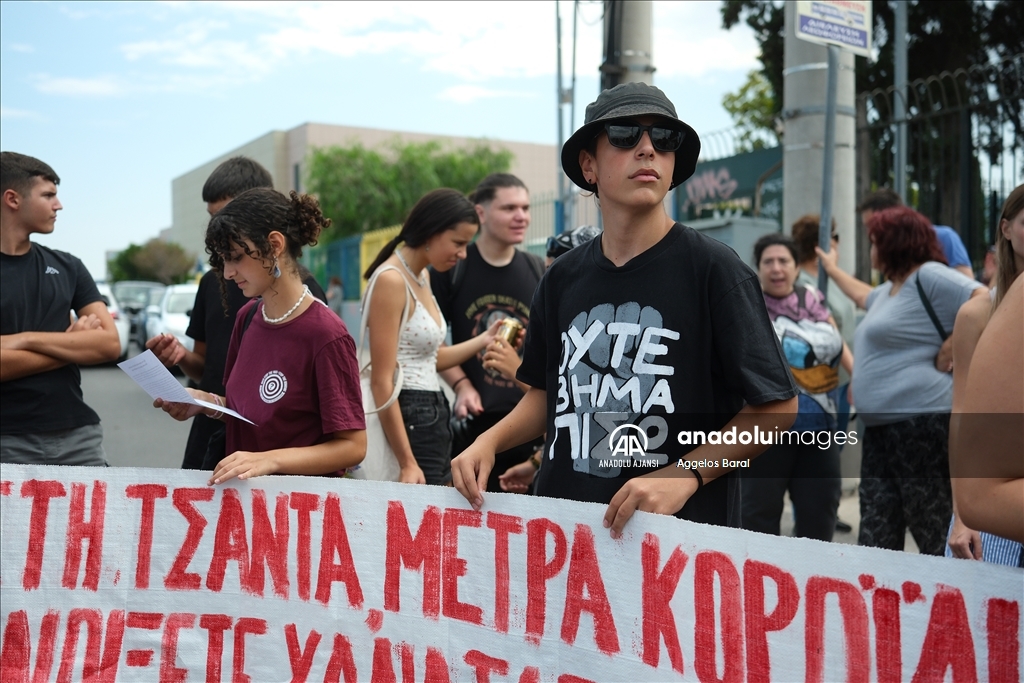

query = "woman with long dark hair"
[[364, 188, 499, 486], [155, 188, 366, 482], [818, 206, 986, 554]]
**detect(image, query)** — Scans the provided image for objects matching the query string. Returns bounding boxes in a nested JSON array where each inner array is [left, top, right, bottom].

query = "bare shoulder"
[[954, 293, 991, 333], [367, 267, 408, 320]]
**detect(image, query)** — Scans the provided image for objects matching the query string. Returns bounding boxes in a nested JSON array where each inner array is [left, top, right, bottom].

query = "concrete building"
[[166, 122, 560, 262]]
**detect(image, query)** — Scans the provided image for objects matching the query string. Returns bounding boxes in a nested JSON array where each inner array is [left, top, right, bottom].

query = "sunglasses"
[[603, 121, 686, 152]]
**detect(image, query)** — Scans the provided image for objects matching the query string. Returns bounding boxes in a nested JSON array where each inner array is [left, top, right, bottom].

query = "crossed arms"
[[1, 301, 121, 382]]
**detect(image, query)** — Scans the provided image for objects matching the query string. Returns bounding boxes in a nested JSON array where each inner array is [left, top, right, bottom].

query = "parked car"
[[111, 281, 166, 349], [145, 284, 199, 352], [94, 283, 131, 362]]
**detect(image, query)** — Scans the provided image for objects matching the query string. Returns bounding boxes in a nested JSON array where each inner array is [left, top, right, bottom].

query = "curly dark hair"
[[205, 189, 329, 307], [752, 233, 799, 267], [867, 206, 946, 281]]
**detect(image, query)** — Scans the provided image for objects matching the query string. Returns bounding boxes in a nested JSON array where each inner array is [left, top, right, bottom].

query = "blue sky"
[[0, 1, 760, 279]]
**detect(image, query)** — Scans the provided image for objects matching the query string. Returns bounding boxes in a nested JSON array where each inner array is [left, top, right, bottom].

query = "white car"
[[145, 283, 199, 352], [95, 282, 131, 362]]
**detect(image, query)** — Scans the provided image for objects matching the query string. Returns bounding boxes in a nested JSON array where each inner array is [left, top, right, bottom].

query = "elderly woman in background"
[[742, 234, 852, 541], [818, 206, 986, 554]]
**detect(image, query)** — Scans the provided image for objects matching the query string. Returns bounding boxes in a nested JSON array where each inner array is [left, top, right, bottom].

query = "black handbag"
[[200, 302, 259, 470]]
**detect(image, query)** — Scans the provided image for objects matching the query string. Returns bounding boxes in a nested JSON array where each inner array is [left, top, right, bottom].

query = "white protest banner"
[[795, 1, 873, 57], [1, 464, 1020, 682]]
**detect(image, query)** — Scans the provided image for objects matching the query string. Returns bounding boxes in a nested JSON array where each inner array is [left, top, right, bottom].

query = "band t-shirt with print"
[[224, 299, 364, 455], [432, 243, 542, 416], [517, 224, 796, 526]]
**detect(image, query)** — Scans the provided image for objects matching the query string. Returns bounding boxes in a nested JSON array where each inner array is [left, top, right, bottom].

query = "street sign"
[[795, 1, 872, 57]]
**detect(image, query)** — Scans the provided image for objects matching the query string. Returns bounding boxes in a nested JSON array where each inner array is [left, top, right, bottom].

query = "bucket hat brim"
[[560, 83, 701, 192]]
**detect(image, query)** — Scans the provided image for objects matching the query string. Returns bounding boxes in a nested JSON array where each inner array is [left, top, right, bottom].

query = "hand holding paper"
[[119, 350, 255, 424]]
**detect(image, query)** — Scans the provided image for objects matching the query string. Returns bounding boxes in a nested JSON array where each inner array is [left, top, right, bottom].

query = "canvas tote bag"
[[349, 265, 413, 481]]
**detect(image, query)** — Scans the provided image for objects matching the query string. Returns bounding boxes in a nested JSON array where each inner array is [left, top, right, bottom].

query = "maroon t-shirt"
[[224, 299, 364, 455]]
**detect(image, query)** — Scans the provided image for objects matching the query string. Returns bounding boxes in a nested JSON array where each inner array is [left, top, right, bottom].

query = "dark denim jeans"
[[398, 389, 452, 486]]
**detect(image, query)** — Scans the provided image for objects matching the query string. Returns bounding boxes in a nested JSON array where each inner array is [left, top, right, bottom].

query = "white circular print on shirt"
[[259, 370, 288, 403]]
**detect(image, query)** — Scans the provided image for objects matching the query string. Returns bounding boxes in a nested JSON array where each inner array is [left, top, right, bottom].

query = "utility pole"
[[600, 1, 654, 90], [894, 1, 908, 199], [782, 1, 857, 277]]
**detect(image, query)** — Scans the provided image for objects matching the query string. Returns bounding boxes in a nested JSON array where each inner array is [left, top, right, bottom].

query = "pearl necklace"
[[261, 285, 310, 324], [395, 249, 427, 287]]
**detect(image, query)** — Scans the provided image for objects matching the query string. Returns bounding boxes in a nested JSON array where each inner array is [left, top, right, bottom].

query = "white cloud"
[[653, 1, 760, 78], [32, 1, 759, 98], [0, 105, 37, 119], [437, 85, 531, 104], [7, 43, 35, 53], [33, 75, 123, 96]]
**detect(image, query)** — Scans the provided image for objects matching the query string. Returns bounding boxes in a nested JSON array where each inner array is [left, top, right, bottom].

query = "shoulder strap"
[[915, 272, 949, 341], [239, 301, 259, 339], [524, 251, 546, 283], [358, 266, 413, 413]]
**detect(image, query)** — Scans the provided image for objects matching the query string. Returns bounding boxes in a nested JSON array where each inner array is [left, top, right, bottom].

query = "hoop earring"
[[273, 258, 281, 278]]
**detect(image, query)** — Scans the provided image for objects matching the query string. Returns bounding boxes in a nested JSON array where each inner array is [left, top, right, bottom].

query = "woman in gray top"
[[818, 206, 986, 555]]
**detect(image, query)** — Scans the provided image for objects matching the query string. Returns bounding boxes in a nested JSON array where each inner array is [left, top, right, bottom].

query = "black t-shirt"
[[517, 223, 796, 526], [185, 269, 328, 395], [0, 244, 103, 434], [431, 244, 543, 416]]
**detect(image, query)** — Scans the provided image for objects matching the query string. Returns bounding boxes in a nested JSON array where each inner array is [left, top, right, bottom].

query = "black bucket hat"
[[560, 82, 701, 191]]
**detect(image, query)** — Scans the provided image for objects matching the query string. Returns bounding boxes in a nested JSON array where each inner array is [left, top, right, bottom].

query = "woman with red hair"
[[818, 206, 986, 554]]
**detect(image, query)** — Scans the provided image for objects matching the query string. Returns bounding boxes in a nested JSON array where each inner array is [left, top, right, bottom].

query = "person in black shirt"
[[432, 173, 546, 491], [1, 152, 121, 465], [146, 157, 326, 469], [452, 83, 798, 536]]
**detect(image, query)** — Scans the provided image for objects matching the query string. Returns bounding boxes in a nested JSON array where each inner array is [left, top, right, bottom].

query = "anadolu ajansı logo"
[[607, 423, 649, 459]]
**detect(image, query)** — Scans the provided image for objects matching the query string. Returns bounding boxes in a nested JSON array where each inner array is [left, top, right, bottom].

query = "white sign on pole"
[[795, 0, 873, 57]]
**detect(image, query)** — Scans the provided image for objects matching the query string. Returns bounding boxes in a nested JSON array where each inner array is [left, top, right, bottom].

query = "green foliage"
[[721, 0, 1021, 125], [108, 244, 144, 283], [108, 239, 195, 285], [721, 70, 779, 152], [307, 139, 513, 240], [721, 0, 785, 123]]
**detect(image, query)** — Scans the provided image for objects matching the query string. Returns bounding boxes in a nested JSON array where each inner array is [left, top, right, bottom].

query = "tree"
[[306, 139, 513, 241], [721, 70, 779, 152], [108, 239, 195, 284], [720, 1, 1021, 133], [721, 0, 1023, 254]]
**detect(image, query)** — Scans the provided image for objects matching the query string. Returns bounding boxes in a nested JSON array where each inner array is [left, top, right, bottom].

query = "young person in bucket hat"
[[453, 82, 798, 534]]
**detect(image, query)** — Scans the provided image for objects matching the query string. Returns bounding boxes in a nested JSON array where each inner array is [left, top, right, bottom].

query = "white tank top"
[[375, 266, 446, 391]]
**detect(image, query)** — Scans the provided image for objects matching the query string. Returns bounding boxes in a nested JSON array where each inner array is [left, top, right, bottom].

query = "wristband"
[[452, 377, 470, 391], [691, 467, 703, 491], [529, 452, 542, 470], [210, 394, 225, 421]]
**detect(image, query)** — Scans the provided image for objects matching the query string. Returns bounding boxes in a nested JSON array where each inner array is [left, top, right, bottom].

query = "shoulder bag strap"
[[358, 266, 413, 413], [239, 301, 259, 340], [915, 271, 949, 341], [524, 251, 546, 283]]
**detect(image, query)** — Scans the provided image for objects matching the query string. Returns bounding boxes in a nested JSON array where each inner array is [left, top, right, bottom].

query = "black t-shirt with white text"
[[432, 244, 543, 416], [517, 223, 796, 526], [0, 244, 103, 434]]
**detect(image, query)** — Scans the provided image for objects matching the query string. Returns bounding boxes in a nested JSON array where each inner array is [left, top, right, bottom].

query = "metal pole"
[[894, 1, 907, 198], [556, 2, 566, 235], [818, 45, 839, 298]]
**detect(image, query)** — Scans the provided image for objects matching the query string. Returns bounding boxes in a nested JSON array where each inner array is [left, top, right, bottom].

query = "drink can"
[[497, 318, 524, 347]]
